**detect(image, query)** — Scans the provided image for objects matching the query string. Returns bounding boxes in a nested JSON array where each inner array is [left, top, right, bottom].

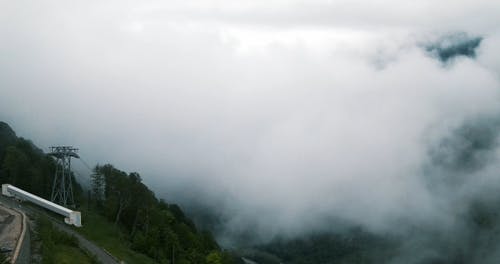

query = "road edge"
[[10, 208, 26, 264]]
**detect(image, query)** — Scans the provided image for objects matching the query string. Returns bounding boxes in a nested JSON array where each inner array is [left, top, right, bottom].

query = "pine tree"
[[90, 165, 105, 206]]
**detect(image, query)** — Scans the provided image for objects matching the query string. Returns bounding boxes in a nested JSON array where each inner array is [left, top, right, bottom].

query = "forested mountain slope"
[[0, 121, 235, 264]]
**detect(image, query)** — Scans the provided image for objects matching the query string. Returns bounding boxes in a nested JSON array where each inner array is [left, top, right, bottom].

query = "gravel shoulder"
[[0, 203, 22, 260]]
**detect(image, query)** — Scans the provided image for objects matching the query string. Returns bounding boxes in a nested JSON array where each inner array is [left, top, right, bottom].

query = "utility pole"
[[49, 146, 79, 207]]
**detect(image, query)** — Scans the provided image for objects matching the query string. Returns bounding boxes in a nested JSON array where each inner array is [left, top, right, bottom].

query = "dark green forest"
[[0, 121, 236, 264]]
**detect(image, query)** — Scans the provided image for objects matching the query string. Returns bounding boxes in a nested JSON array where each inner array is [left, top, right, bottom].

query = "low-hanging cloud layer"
[[1, 0, 500, 246]]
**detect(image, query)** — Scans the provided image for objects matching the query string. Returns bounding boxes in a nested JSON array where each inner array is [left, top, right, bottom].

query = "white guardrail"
[[2, 184, 81, 227]]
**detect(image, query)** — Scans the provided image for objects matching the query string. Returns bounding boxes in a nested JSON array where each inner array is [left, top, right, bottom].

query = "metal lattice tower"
[[49, 146, 79, 207]]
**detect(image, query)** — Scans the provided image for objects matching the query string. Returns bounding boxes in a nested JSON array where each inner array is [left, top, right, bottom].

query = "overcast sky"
[[1, 0, 500, 244]]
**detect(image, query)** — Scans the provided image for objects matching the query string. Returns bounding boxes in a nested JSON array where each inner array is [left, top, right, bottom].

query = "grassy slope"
[[37, 215, 98, 264], [75, 208, 157, 264], [53, 245, 95, 264], [25, 199, 156, 264]]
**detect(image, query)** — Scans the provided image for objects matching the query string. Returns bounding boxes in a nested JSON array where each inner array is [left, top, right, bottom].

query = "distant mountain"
[[242, 196, 500, 264]]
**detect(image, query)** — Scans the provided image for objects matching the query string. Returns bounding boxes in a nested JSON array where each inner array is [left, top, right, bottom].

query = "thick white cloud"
[[1, 0, 500, 244]]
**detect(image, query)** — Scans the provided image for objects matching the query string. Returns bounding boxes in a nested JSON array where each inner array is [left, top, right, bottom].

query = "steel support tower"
[[49, 146, 79, 207]]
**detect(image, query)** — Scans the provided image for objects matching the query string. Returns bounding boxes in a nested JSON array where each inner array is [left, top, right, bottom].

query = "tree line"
[[0, 122, 237, 264], [89, 164, 236, 263]]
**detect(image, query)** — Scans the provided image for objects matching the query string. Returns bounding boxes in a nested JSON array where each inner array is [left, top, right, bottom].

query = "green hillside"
[[0, 121, 235, 264]]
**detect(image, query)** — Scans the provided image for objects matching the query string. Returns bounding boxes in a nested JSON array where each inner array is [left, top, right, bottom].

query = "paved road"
[[15, 220, 30, 264], [242, 257, 259, 264], [0, 197, 31, 264]]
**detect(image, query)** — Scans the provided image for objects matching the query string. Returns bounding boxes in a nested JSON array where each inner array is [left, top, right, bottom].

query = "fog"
[[1, 0, 500, 248]]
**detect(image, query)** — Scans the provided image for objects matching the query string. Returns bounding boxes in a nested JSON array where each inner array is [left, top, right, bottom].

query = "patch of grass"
[[53, 245, 95, 264], [37, 216, 98, 264], [75, 209, 156, 264], [0, 253, 9, 264]]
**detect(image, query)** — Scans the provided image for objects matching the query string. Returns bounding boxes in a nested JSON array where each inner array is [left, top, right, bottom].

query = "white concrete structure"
[[2, 184, 81, 227]]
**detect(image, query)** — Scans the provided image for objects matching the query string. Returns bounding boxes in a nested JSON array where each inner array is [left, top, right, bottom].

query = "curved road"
[[0, 202, 25, 264], [0, 196, 119, 264], [15, 218, 30, 264]]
